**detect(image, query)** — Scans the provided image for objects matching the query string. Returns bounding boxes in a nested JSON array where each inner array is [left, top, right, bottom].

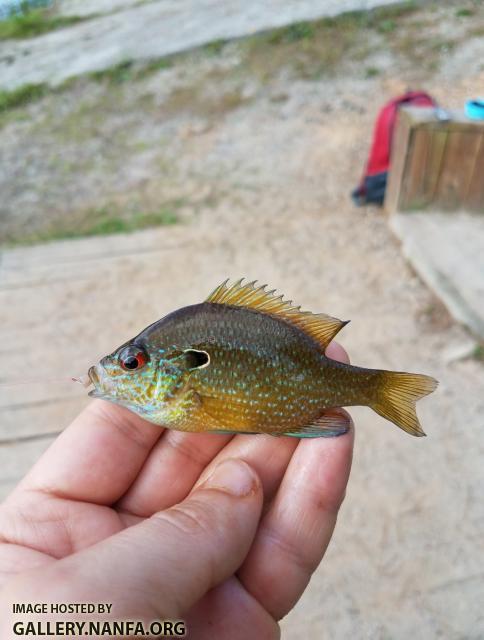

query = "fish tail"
[[370, 370, 438, 437]]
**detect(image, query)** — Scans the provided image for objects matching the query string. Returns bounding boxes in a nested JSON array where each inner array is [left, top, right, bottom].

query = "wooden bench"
[[385, 106, 484, 213]]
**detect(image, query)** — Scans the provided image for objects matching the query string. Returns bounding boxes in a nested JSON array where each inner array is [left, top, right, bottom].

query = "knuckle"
[[153, 498, 223, 541], [164, 431, 207, 467], [264, 524, 317, 577]]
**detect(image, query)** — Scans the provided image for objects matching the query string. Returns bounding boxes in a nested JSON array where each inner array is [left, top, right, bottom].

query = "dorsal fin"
[[206, 278, 348, 349]]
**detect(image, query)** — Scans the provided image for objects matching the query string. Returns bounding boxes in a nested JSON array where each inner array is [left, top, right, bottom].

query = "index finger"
[[12, 400, 163, 505]]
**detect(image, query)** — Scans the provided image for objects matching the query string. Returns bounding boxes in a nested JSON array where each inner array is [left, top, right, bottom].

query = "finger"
[[237, 416, 354, 620], [193, 433, 299, 510], [0, 544, 54, 589], [50, 459, 263, 616], [325, 340, 350, 363], [14, 400, 163, 505], [185, 577, 280, 640], [117, 430, 234, 517]]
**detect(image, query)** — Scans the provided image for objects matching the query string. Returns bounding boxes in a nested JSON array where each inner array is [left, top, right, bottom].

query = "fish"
[[87, 279, 438, 438]]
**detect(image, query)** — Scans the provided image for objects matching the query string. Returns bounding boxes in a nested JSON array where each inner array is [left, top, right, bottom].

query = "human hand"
[[0, 343, 354, 639]]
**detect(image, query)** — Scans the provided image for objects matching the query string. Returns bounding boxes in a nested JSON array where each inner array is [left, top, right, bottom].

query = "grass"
[[83, 207, 179, 235], [0, 55, 174, 126], [472, 344, 484, 362], [455, 7, 474, 17], [88, 60, 137, 85], [8, 206, 181, 245], [0, 7, 85, 40], [138, 57, 174, 76], [365, 66, 380, 77], [203, 39, 228, 56], [0, 82, 48, 112], [377, 19, 397, 33], [258, 3, 416, 47], [87, 57, 174, 85], [237, 0, 419, 82], [265, 21, 316, 45]]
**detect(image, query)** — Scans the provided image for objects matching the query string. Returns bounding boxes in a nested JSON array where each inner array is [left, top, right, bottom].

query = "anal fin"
[[282, 408, 351, 438], [208, 429, 256, 435]]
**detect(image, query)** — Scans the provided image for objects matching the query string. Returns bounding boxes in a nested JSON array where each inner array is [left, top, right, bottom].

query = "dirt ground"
[[0, 1, 484, 638], [1, 1, 484, 244]]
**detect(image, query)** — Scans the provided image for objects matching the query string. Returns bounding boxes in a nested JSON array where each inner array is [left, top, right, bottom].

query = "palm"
[[0, 345, 352, 638]]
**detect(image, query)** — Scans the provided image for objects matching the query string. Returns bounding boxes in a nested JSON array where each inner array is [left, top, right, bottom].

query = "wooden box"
[[385, 107, 484, 213]]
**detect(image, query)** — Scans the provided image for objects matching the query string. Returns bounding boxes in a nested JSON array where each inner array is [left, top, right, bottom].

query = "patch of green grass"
[[429, 38, 456, 54], [365, 66, 380, 77], [8, 206, 181, 245], [377, 18, 397, 33], [455, 7, 473, 17], [0, 83, 48, 112], [75, 206, 180, 237], [138, 57, 174, 75], [472, 344, 484, 362], [244, 20, 352, 81], [0, 8, 85, 40], [88, 60, 136, 85], [372, 1, 417, 20], [266, 21, 316, 45], [382, 6, 459, 72], [203, 39, 228, 55], [87, 57, 175, 84], [241, 1, 419, 82], [322, 2, 417, 32], [0, 54, 175, 123]]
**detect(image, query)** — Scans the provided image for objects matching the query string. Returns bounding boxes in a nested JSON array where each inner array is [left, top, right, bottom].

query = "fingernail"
[[203, 459, 258, 497]]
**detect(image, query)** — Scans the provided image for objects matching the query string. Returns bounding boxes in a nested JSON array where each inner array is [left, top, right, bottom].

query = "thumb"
[[59, 458, 262, 617]]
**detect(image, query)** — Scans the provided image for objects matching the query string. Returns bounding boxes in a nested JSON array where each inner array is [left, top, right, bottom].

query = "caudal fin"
[[371, 371, 438, 437]]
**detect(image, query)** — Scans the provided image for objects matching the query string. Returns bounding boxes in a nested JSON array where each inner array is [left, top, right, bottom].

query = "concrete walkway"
[[0, 0, 402, 90], [391, 212, 484, 342]]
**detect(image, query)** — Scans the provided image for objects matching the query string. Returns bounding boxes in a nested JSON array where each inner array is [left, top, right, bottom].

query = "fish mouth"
[[87, 364, 139, 412], [88, 365, 99, 386], [87, 365, 111, 399]]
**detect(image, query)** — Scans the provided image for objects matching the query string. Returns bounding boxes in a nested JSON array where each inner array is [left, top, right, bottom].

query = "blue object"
[[0, 1, 52, 19], [465, 98, 484, 120]]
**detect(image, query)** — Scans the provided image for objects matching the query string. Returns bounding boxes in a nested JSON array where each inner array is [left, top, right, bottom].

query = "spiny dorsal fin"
[[206, 278, 348, 349]]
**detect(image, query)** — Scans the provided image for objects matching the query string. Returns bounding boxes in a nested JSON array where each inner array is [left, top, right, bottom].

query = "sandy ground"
[[1, 1, 484, 638], [2, 1, 484, 243]]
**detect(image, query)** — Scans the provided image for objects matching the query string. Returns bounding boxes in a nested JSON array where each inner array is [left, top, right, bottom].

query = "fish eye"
[[119, 346, 148, 372]]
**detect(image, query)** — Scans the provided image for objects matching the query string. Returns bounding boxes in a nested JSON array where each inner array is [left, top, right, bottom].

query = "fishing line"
[[0, 376, 91, 388]]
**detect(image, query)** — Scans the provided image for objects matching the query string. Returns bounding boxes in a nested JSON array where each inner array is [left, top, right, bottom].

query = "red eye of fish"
[[119, 347, 148, 371]]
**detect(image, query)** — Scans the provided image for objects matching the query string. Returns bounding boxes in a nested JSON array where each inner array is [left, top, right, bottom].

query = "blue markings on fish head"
[[88, 343, 188, 423]]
